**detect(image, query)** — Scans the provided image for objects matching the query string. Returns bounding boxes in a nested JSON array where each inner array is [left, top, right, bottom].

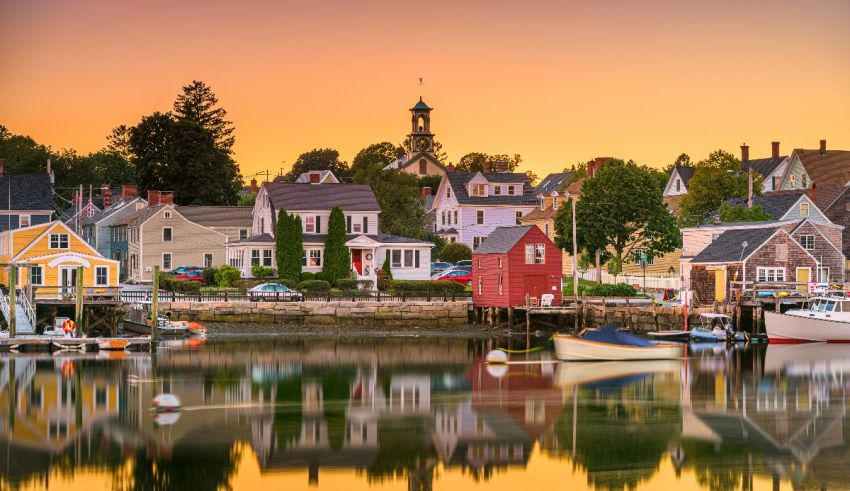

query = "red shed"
[[472, 225, 563, 308]]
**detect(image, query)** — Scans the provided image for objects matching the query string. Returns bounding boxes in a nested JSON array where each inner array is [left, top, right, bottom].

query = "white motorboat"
[[554, 325, 685, 361], [765, 296, 850, 343]]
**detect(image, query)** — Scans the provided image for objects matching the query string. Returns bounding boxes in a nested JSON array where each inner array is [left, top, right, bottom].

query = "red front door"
[[352, 249, 362, 275], [524, 275, 547, 303]]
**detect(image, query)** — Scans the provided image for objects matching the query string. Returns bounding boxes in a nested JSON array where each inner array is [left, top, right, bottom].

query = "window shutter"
[[415, 250, 420, 268], [316, 216, 321, 234], [347, 216, 351, 233], [363, 217, 368, 234]]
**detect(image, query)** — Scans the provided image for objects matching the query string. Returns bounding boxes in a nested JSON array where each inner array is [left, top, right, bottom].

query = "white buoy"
[[152, 393, 181, 412], [485, 350, 509, 364], [154, 412, 181, 426]]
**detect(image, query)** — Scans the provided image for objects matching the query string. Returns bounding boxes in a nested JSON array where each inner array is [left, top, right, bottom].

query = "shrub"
[[356, 279, 374, 290], [381, 254, 393, 281], [335, 278, 358, 291], [566, 282, 638, 297], [375, 269, 390, 291], [314, 271, 329, 282], [277, 278, 298, 290], [438, 242, 472, 263], [297, 280, 332, 292], [157, 275, 201, 292], [322, 206, 351, 283], [214, 265, 242, 287], [202, 267, 218, 286], [391, 280, 466, 293], [251, 264, 274, 279], [300, 271, 315, 281]]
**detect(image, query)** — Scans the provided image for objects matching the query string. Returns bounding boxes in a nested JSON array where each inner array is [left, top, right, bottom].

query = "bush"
[[335, 278, 358, 291], [300, 271, 315, 281], [375, 269, 390, 291], [202, 267, 218, 286], [381, 254, 393, 281], [278, 278, 298, 290], [214, 265, 242, 287], [565, 281, 638, 297], [251, 264, 274, 279], [314, 271, 329, 282], [357, 279, 374, 290], [391, 280, 466, 293], [297, 280, 332, 292], [438, 242, 472, 263], [157, 275, 201, 292]]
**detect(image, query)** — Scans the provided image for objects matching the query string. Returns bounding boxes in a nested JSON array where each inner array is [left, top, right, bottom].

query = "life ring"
[[61, 319, 76, 334], [365, 253, 373, 261]]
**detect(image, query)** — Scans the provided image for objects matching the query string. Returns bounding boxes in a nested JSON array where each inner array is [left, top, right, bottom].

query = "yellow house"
[[0, 221, 120, 298]]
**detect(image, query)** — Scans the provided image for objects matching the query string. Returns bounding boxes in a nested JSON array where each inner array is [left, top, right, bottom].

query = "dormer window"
[[494, 186, 501, 195], [790, 175, 796, 189], [676, 179, 681, 192], [508, 186, 516, 196], [471, 184, 486, 197]]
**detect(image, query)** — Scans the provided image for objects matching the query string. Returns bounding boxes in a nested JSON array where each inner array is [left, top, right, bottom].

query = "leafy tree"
[[418, 175, 442, 192], [351, 142, 397, 176], [172, 80, 235, 153], [106, 124, 133, 161], [88, 150, 135, 185], [284, 148, 349, 182], [432, 140, 448, 164], [717, 203, 772, 223], [322, 207, 351, 282], [238, 192, 256, 206], [554, 161, 680, 276], [129, 112, 241, 205], [276, 209, 302, 281], [674, 153, 691, 166], [679, 150, 763, 227], [353, 164, 429, 239], [438, 242, 472, 263], [455, 152, 522, 172], [525, 169, 539, 185]]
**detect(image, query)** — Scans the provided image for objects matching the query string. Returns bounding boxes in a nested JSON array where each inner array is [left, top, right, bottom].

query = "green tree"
[[284, 148, 349, 181], [381, 253, 393, 281], [554, 161, 680, 276], [322, 206, 351, 282], [276, 209, 303, 281], [129, 112, 241, 205], [679, 150, 763, 227], [353, 164, 429, 239], [351, 142, 397, 176], [438, 242, 472, 263], [455, 152, 522, 172], [106, 124, 133, 161], [172, 80, 236, 153], [717, 203, 772, 222]]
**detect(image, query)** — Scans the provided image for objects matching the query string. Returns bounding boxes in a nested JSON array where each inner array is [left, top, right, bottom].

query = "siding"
[[791, 221, 845, 283], [459, 206, 534, 249]]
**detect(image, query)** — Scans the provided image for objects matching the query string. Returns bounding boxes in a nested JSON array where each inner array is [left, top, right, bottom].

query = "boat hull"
[[647, 330, 691, 342], [765, 311, 850, 343], [553, 335, 684, 361]]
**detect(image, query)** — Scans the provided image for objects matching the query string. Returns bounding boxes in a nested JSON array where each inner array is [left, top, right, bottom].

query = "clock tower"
[[408, 97, 435, 158]]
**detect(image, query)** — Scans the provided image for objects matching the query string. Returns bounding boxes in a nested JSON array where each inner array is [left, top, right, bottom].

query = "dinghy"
[[554, 324, 684, 361]]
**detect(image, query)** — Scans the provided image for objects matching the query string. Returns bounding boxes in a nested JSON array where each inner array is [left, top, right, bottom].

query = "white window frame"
[[305, 216, 316, 233], [308, 249, 322, 267], [389, 249, 419, 269], [508, 186, 516, 196], [19, 214, 30, 227], [162, 227, 172, 242], [49, 233, 69, 249], [756, 267, 785, 283], [534, 243, 545, 264], [799, 234, 815, 250], [478, 276, 483, 294], [162, 252, 172, 270], [352, 221, 363, 233], [473, 237, 484, 249], [494, 186, 501, 195], [553, 198, 559, 210], [251, 249, 261, 266], [476, 209, 484, 225], [544, 223, 550, 237], [818, 267, 829, 283], [204, 253, 214, 268], [262, 249, 273, 267], [633, 248, 655, 266], [472, 184, 486, 197], [95, 266, 109, 286], [239, 229, 248, 240], [163, 210, 172, 219], [30, 265, 43, 286]]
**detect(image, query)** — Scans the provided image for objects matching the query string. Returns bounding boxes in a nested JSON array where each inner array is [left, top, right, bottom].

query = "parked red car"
[[173, 269, 206, 284], [435, 268, 472, 286]]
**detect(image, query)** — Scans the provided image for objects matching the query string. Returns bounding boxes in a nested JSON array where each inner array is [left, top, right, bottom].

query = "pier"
[[0, 335, 152, 352]]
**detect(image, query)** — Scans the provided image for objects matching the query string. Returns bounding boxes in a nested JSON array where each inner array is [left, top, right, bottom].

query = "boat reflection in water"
[[0, 338, 849, 490]]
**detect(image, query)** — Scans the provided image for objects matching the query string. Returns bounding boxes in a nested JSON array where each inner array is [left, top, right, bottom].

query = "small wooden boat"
[[647, 330, 691, 342], [98, 338, 130, 351], [554, 325, 684, 361]]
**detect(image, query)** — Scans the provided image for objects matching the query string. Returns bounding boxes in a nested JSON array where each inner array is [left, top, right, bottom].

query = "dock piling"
[[75, 266, 84, 333], [8, 264, 16, 338], [151, 266, 160, 343]]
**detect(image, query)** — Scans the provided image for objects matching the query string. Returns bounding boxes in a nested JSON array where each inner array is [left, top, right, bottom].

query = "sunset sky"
[[2, 0, 849, 179]]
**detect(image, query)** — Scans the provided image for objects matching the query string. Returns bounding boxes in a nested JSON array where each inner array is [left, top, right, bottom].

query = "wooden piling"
[[8, 264, 16, 338], [75, 266, 84, 332], [507, 308, 514, 329], [151, 266, 160, 343]]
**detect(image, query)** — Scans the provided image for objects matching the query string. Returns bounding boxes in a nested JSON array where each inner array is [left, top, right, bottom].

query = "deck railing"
[[32, 286, 123, 301], [119, 290, 472, 303]]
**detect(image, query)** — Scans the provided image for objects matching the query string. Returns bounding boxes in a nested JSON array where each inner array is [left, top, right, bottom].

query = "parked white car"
[[247, 283, 304, 301]]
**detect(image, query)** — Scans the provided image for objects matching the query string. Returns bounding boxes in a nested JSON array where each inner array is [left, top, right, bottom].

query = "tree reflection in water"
[[112, 443, 241, 491]]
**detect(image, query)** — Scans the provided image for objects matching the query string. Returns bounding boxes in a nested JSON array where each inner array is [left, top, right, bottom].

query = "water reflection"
[[0, 337, 848, 490]]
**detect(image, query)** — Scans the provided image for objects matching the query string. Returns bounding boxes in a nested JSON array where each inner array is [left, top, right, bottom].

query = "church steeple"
[[408, 97, 434, 157]]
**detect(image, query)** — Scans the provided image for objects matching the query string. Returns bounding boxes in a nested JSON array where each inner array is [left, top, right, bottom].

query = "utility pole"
[[8, 264, 16, 338], [75, 266, 84, 335], [151, 266, 160, 343], [571, 198, 579, 307], [747, 165, 753, 209]]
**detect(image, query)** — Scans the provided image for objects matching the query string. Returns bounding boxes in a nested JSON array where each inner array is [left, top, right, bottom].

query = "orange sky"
[[2, 0, 849, 179]]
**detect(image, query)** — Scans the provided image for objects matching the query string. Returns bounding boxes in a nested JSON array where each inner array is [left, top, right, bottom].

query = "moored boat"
[[98, 338, 130, 351], [647, 330, 691, 342], [765, 297, 850, 343], [554, 324, 684, 361]]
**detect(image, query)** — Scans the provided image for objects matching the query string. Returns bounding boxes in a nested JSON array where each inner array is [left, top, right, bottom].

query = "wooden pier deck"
[[0, 336, 152, 352]]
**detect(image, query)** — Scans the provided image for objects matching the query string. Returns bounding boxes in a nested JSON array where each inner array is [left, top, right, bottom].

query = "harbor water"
[[0, 333, 847, 490]]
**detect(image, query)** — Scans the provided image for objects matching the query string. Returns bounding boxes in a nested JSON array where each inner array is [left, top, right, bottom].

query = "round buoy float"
[[152, 393, 181, 412], [61, 319, 76, 337], [485, 349, 508, 364]]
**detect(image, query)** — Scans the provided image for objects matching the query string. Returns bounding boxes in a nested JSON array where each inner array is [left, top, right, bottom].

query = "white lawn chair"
[[540, 294, 554, 308]]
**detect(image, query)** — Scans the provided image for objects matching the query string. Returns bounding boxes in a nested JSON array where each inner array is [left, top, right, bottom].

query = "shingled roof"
[[742, 156, 786, 178], [533, 172, 571, 197], [474, 226, 534, 254], [445, 172, 536, 206], [725, 191, 806, 220], [675, 165, 695, 187], [264, 183, 381, 212], [794, 148, 850, 188], [0, 173, 54, 211], [691, 227, 780, 263], [175, 206, 253, 228]]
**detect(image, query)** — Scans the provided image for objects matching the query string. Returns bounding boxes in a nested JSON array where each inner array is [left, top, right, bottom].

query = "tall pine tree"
[[322, 207, 350, 283], [173, 80, 236, 154]]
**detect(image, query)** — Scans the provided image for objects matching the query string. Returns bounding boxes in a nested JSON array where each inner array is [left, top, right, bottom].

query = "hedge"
[[158, 275, 201, 292], [334, 278, 358, 291], [391, 280, 466, 293], [251, 264, 274, 279], [277, 279, 298, 290], [201, 267, 218, 286], [300, 271, 315, 281], [565, 282, 638, 297], [297, 280, 332, 292]]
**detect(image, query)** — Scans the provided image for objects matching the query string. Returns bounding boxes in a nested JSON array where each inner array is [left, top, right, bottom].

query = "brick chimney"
[[250, 178, 258, 192], [740, 144, 749, 162], [587, 157, 609, 178], [421, 186, 432, 197], [820, 139, 827, 155], [101, 184, 113, 208], [447, 164, 455, 172], [161, 192, 174, 204], [494, 161, 509, 173], [121, 184, 137, 200], [771, 141, 780, 158], [147, 190, 162, 206], [0, 159, 4, 177], [482, 163, 491, 173], [309, 172, 320, 184]]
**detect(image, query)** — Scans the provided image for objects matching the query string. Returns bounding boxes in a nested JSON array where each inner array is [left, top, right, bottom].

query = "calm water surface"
[[0, 335, 848, 491]]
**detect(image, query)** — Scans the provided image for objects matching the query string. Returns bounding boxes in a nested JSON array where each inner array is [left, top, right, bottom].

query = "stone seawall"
[[160, 300, 471, 327], [582, 302, 734, 332]]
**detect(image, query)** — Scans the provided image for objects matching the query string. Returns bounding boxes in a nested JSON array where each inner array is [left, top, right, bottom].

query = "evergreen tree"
[[173, 80, 236, 153], [291, 214, 303, 281], [276, 209, 303, 281], [322, 207, 350, 283], [381, 253, 393, 281]]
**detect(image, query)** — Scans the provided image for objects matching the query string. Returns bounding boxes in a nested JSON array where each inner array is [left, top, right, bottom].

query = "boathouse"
[[472, 225, 562, 308]]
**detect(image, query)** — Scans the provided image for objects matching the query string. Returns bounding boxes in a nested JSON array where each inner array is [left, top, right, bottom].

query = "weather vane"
[[418, 77, 423, 87]]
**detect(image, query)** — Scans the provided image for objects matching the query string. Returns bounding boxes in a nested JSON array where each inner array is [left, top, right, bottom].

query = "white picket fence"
[[577, 270, 681, 290]]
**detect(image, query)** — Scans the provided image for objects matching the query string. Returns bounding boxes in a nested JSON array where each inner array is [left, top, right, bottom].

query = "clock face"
[[416, 137, 430, 151]]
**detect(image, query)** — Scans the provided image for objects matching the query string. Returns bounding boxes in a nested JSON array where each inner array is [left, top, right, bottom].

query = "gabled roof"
[[675, 165, 695, 187], [264, 183, 381, 212], [812, 185, 848, 211], [0, 174, 54, 211], [227, 232, 274, 244], [742, 156, 786, 178], [398, 151, 444, 171], [474, 225, 534, 254], [82, 198, 144, 226], [725, 191, 807, 220], [691, 227, 780, 263], [175, 206, 253, 228], [119, 204, 171, 226], [295, 170, 340, 184], [445, 172, 536, 206], [533, 172, 571, 197], [793, 148, 850, 188], [521, 207, 556, 221], [300, 233, 432, 245]]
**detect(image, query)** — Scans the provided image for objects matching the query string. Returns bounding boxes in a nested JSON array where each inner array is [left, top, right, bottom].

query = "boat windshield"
[[811, 299, 838, 312]]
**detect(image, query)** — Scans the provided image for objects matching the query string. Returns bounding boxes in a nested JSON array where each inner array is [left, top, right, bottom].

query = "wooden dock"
[[0, 336, 152, 352]]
